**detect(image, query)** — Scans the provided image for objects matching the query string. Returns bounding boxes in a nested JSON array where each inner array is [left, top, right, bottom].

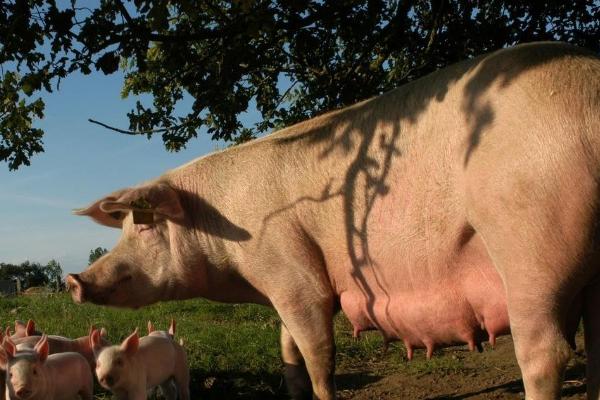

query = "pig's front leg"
[[281, 323, 312, 399], [271, 288, 336, 400]]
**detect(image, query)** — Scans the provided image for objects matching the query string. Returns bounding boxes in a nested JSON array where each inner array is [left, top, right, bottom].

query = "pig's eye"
[[32, 368, 37, 375], [8, 373, 12, 378], [116, 358, 123, 366]]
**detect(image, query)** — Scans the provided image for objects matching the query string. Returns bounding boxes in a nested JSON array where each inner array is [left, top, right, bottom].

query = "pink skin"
[[147, 319, 176, 339], [0, 336, 93, 400], [8, 321, 40, 341], [12, 325, 110, 368], [91, 328, 190, 400], [66, 42, 600, 400]]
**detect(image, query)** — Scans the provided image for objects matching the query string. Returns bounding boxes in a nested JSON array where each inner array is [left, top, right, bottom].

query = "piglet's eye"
[[33, 368, 37, 375], [116, 358, 123, 366]]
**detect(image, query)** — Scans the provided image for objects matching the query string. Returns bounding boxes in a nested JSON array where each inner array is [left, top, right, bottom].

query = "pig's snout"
[[99, 374, 115, 388], [14, 387, 32, 399], [66, 274, 85, 304]]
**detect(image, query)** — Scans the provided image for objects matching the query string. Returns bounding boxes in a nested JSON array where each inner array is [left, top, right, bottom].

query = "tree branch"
[[88, 118, 169, 135]]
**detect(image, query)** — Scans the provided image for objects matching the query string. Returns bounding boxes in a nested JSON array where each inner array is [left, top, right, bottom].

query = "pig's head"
[[0, 336, 49, 400], [92, 328, 139, 391], [66, 182, 199, 308]]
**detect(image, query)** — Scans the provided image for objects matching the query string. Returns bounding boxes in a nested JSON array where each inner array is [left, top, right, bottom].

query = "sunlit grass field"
[[0, 293, 465, 399]]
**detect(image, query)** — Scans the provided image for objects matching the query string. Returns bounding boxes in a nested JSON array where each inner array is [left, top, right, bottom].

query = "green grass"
[[0, 293, 465, 399]]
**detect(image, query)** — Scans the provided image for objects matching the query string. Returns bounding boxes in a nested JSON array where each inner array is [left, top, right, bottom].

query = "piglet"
[[7, 321, 39, 341], [146, 319, 176, 339], [0, 335, 93, 400], [92, 328, 190, 400], [12, 325, 109, 368]]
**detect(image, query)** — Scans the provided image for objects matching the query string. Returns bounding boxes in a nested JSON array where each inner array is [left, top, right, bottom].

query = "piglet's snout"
[[14, 387, 32, 399], [66, 274, 85, 303], [99, 374, 115, 387]]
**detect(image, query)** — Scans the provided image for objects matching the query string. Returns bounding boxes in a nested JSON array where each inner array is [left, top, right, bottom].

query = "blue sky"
[[0, 70, 257, 274]]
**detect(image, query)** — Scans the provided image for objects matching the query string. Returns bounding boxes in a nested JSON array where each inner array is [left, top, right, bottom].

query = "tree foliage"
[[88, 247, 108, 265], [1, 0, 598, 169], [0, 260, 64, 291]]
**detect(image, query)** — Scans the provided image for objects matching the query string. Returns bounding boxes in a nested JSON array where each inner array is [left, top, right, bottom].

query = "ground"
[[335, 336, 586, 399], [195, 323, 588, 399], [0, 294, 587, 399]]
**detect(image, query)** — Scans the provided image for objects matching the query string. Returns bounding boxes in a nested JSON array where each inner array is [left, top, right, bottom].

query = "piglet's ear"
[[147, 321, 155, 334], [121, 328, 139, 356], [90, 329, 103, 355], [2, 337, 16, 359], [88, 324, 96, 337], [25, 319, 36, 336], [100, 327, 108, 338], [168, 319, 176, 339], [34, 335, 49, 362]]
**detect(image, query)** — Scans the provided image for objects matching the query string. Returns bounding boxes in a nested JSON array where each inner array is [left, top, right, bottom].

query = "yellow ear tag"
[[130, 198, 154, 225], [133, 211, 154, 224]]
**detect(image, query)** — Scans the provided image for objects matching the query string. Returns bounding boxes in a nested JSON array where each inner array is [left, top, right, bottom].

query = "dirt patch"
[[336, 335, 586, 399]]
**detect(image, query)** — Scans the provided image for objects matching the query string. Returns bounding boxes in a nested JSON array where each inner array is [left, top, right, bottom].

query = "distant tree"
[[0, 261, 49, 290], [0, 260, 65, 290], [44, 259, 64, 291], [89, 247, 109, 265], [1, 1, 598, 170]]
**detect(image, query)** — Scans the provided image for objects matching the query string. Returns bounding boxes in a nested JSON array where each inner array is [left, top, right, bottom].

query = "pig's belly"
[[339, 277, 509, 352], [337, 236, 510, 352]]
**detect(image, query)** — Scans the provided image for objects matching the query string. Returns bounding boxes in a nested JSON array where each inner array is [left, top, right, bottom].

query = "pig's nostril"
[[15, 388, 31, 398], [101, 374, 115, 386]]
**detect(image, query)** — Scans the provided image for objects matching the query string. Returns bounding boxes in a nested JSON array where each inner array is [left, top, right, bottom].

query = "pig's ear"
[[88, 324, 96, 337], [99, 183, 184, 224], [168, 319, 176, 338], [90, 329, 103, 355], [2, 337, 16, 359], [147, 321, 155, 334], [0, 347, 7, 369], [25, 319, 36, 336], [34, 335, 49, 362], [5, 326, 11, 338], [100, 327, 108, 338], [73, 188, 128, 228], [121, 328, 139, 356]]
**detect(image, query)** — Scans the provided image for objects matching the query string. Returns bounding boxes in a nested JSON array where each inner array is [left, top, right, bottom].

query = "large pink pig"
[[67, 42, 600, 399], [0, 336, 93, 400]]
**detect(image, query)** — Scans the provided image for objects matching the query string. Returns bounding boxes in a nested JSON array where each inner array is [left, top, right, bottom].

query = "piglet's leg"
[[585, 278, 600, 400], [158, 379, 177, 400], [281, 323, 312, 399], [173, 350, 190, 400]]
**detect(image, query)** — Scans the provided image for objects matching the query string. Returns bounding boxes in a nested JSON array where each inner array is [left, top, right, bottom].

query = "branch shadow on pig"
[[177, 189, 251, 242], [264, 43, 595, 349]]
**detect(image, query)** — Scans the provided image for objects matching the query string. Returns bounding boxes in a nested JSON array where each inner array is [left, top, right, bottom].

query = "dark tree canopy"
[[0, 259, 64, 290], [1, 0, 598, 170]]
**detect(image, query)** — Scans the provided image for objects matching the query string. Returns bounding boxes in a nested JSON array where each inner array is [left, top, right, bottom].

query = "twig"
[[88, 118, 170, 135]]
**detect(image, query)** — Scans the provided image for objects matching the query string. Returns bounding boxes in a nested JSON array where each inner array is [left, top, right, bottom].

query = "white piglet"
[[0, 335, 93, 400], [91, 328, 190, 400]]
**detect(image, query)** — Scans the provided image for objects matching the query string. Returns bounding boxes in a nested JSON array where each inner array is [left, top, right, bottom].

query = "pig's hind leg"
[[158, 379, 178, 400], [584, 276, 600, 399], [172, 351, 190, 400]]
